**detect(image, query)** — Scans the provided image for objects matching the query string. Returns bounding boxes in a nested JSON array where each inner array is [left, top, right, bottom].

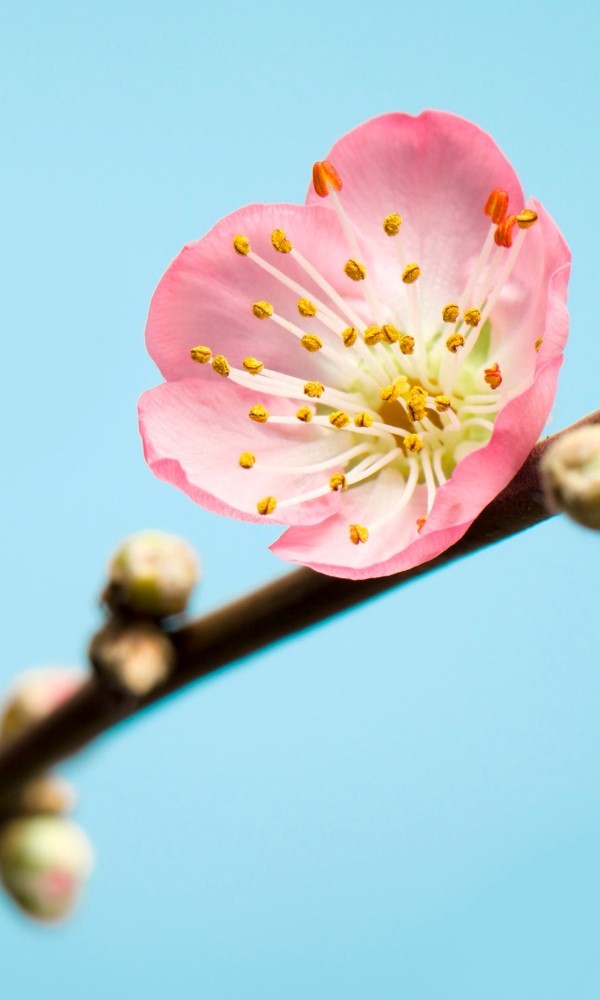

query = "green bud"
[[104, 531, 200, 618], [0, 668, 83, 746], [0, 817, 93, 922], [541, 425, 600, 530]]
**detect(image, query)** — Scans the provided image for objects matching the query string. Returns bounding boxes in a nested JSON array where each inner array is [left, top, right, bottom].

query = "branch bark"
[[0, 410, 597, 803]]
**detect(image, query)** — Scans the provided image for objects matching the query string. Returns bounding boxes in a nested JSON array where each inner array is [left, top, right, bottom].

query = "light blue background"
[[1, 1, 599, 996]]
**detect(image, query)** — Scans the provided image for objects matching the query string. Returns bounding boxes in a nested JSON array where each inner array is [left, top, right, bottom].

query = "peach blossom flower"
[[139, 112, 570, 579]]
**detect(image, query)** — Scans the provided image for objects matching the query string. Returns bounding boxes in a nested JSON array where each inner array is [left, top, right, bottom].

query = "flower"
[[139, 112, 570, 579]]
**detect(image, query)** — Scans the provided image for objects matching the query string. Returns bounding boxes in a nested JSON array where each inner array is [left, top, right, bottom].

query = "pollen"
[[484, 188, 509, 225], [484, 362, 503, 390], [495, 214, 518, 248], [190, 345, 212, 364], [404, 433, 423, 453], [271, 229, 292, 253], [416, 516, 427, 533], [354, 411, 373, 427], [252, 300, 273, 319], [380, 383, 399, 402], [349, 523, 369, 545], [296, 406, 313, 422], [301, 334, 323, 352], [442, 303, 460, 323], [383, 213, 402, 236], [211, 354, 230, 377], [517, 209, 538, 229], [329, 473, 347, 491], [434, 394, 451, 412], [407, 386, 427, 422], [239, 452, 255, 469], [402, 262, 421, 284], [329, 410, 351, 429], [393, 375, 410, 396], [446, 332, 465, 353], [381, 323, 400, 344], [342, 326, 358, 347], [233, 235, 250, 255], [344, 258, 367, 281], [242, 357, 264, 375], [312, 159, 342, 197], [297, 297, 317, 317], [364, 325, 382, 346], [399, 335, 415, 355], [257, 496, 277, 516], [464, 307, 481, 327], [304, 381, 324, 398], [535, 338, 543, 352], [249, 404, 269, 422]]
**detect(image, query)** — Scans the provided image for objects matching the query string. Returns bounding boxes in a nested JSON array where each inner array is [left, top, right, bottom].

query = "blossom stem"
[[0, 411, 598, 803]]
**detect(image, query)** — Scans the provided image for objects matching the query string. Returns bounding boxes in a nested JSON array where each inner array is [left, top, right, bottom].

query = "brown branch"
[[0, 410, 598, 803]]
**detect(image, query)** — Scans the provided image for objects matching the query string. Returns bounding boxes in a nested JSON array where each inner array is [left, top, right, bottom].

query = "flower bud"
[[540, 425, 600, 530], [89, 619, 175, 696], [0, 669, 83, 746], [104, 531, 200, 618], [1, 776, 76, 820], [0, 816, 93, 922]]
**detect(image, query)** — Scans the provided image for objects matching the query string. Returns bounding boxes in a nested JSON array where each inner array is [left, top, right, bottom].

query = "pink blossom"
[[139, 112, 570, 579]]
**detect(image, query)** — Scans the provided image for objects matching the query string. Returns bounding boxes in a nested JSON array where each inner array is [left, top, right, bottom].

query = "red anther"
[[484, 188, 509, 224], [312, 160, 343, 198], [494, 214, 518, 248], [484, 362, 503, 390], [416, 516, 427, 534]]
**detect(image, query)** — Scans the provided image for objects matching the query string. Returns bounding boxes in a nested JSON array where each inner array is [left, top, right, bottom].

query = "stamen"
[[420, 449, 436, 513], [367, 461, 420, 533], [516, 209, 538, 229], [484, 363, 502, 389], [484, 188, 509, 224], [239, 452, 256, 469], [296, 406, 313, 422], [407, 386, 427, 422], [297, 298, 317, 317], [417, 516, 427, 533], [446, 332, 464, 353], [434, 395, 451, 412], [404, 433, 423, 454], [535, 338, 543, 352], [301, 334, 323, 352], [442, 303, 459, 323], [354, 412, 374, 428], [402, 263, 421, 284], [233, 235, 250, 255], [249, 404, 269, 422], [463, 308, 481, 327], [329, 411, 351, 429], [329, 473, 346, 491], [211, 355, 230, 377], [312, 160, 342, 197], [242, 357, 264, 375], [254, 443, 370, 476], [342, 326, 358, 347], [364, 325, 382, 346], [381, 324, 400, 344], [344, 259, 366, 281], [383, 213, 402, 236], [349, 524, 369, 545], [257, 496, 277, 515], [380, 384, 399, 402], [271, 229, 293, 253], [304, 381, 324, 398], [494, 214, 518, 248], [399, 335, 415, 355], [432, 449, 447, 485], [190, 345, 212, 364], [252, 300, 274, 319]]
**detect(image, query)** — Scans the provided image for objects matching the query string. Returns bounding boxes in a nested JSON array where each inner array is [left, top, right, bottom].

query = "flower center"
[[190, 170, 539, 546]]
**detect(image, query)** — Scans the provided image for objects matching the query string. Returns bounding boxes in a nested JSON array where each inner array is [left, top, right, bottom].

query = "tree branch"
[[0, 410, 598, 803]]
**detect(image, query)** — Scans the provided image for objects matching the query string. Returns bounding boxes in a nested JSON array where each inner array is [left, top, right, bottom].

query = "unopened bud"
[[540, 425, 600, 530], [0, 669, 83, 746], [104, 531, 199, 618], [89, 620, 175, 697], [1, 776, 77, 819], [0, 816, 93, 922]]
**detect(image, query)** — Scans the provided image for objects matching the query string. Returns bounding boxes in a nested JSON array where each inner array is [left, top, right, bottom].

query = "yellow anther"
[[407, 386, 428, 422], [242, 357, 264, 375], [404, 433, 423, 453], [329, 473, 347, 491], [296, 406, 313, 422], [252, 300, 273, 319], [344, 258, 366, 281], [233, 235, 250, 255], [446, 332, 465, 353], [364, 325, 382, 346], [329, 410, 351, 429], [297, 297, 317, 317], [349, 523, 369, 545], [271, 229, 292, 253], [383, 213, 402, 236], [381, 323, 400, 344], [380, 383, 399, 402], [354, 411, 373, 428], [484, 362, 503, 390], [416, 516, 427, 533], [249, 404, 269, 423], [211, 354, 230, 377], [342, 326, 358, 347], [190, 345, 212, 364], [257, 496, 277, 516], [304, 381, 324, 398], [464, 307, 481, 327], [516, 209, 538, 229], [402, 262, 421, 284], [301, 334, 323, 352], [535, 338, 543, 353], [442, 303, 460, 323], [239, 452, 255, 469], [399, 335, 415, 355], [434, 394, 451, 412], [393, 375, 410, 396]]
